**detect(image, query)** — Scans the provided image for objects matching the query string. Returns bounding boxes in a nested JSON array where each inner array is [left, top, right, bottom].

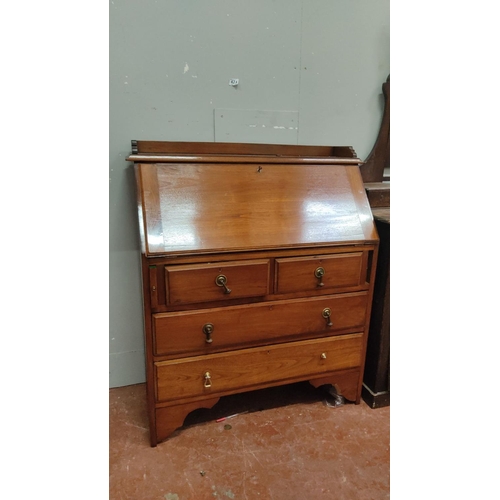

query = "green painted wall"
[[109, 0, 390, 387]]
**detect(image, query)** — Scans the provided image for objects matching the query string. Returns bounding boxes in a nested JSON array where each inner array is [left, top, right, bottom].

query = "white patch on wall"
[[183, 63, 189, 74], [215, 109, 299, 144]]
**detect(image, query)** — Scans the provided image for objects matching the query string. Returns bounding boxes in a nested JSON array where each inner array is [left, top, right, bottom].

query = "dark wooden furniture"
[[360, 76, 390, 408], [128, 141, 379, 446], [361, 207, 389, 408], [360, 75, 390, 184]]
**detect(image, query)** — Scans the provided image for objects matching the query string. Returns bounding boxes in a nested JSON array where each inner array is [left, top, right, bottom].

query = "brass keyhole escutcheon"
[[215, 274, 232, 294], [202, 323, 214, 343], [322, 307, 333, 327], [314, 267, 325, 287], [204, 371, 212, 388]]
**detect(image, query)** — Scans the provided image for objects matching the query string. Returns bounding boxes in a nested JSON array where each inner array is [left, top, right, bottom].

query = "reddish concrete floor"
[[110, 382, 389, 499]]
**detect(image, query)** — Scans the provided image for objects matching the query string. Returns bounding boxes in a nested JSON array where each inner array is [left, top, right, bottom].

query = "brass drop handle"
[[204, 371, 212, 388], [322, 307, 333, 327], [320, 352, 327, 360], [215, 274, 232, 294], [314, 267, 325, 287], [202, 323, 214, 344]]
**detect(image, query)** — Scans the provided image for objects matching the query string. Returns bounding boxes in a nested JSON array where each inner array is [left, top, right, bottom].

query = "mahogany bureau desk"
[[128, 141, 379, 446]]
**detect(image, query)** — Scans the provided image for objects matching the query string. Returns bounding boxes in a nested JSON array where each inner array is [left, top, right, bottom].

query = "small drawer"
[[153, 292, 368, 356], [165, 259, 270, 305], [155, 334, 363, 402], [275, 252, 364, 294]]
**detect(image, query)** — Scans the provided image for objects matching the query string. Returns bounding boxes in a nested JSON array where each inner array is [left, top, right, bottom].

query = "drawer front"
[[155, 334, 363, 402], [153, 292, 368, 356], [275, 252, 364, 294], [165, 259, 270, 305]]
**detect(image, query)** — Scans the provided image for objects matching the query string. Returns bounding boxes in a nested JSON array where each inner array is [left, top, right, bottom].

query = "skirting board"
[[361, 382, 390, 409]]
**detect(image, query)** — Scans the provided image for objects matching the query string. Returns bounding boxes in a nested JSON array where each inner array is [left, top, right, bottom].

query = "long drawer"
[[155, 334, 363, 402], [153, 292, 368, 356]]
